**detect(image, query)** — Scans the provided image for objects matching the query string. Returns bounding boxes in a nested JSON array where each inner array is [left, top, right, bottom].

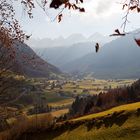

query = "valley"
[[0, 39, 140, 140], [35, 32, 140, 79], [0, 73, 137, 140], [1, 1, 140, 139]]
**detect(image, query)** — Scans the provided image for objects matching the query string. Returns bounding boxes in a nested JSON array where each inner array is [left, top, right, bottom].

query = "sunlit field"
[[17, 102, 140, 140]]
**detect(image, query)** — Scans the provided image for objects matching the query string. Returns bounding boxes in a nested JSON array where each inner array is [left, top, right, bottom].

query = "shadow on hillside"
[[85, 110, 131, 131], [136, 108, 140, 116], [18, 109, 140, 140], [19, 121, 84, 140]]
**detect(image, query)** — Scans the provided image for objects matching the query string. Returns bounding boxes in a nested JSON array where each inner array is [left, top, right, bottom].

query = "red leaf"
[[135, 38, 140, 47]]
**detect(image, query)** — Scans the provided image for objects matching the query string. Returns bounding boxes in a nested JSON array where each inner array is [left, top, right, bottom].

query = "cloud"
[[14, 0, 137, 39], [82, 0, 121, 18], [95, 0, 114, 15]]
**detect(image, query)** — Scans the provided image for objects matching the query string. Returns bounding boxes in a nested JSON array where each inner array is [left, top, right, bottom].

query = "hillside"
[[34, 42, 93, 67], [1, 42, 61, 78], [61, 33, 140, 79], [1, 79, 140, 140], [32, 31, 140, 79], [17, 102, 140, 140], [30, 33, 113, 68]]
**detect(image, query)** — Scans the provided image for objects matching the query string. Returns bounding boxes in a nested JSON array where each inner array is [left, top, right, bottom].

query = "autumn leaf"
[[95, 43, 100, 53], [129, 6, 137, 10], [122, 4, 127, 10], [110, 29, 125, 36], [135, 38, 140, 47], [58, 14, 63, 22], [79, 8, 85, 12], [137, 7, 140, 12], [79, 0, 83, 3]]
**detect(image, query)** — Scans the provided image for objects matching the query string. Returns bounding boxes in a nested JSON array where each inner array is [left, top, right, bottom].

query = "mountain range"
[[34, 42, 93, 68], [61, 34, 140, 79], [27, 33, 113, 48], [33, 32, 140, 79]]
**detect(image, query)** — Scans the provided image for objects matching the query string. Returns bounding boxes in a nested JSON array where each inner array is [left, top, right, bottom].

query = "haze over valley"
[[29, 30, 140, 79]]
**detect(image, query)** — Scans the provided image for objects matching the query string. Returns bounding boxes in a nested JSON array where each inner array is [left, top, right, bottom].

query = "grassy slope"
[[47, 115, 140, 140], [28, 109, 69, 119], [48, 99, 74, 107], [73, 102, 140, 121], [23, 102, 140, 140]]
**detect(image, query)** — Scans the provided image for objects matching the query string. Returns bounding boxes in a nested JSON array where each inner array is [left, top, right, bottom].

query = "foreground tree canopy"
[[0, 0, 140, 47]]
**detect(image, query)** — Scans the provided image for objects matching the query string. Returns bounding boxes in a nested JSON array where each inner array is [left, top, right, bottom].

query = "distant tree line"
[[68, 79, 140, 118]]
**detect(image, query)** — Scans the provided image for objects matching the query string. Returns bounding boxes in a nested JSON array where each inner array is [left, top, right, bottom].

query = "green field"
[[61, 79, 135, 95], [41, 79, 135, 108], [48, 99, 74, 107]]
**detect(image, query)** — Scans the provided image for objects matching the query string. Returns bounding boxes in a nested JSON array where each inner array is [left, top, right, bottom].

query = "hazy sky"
[[15, 0, 140, 39]]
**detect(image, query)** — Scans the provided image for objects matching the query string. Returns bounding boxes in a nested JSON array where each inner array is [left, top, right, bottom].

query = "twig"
[[51, 7, 65, 22], [121, 0, 131, 32]]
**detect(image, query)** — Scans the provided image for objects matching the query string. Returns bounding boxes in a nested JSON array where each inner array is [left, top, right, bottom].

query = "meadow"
[[61, 79, 135, 94], [0, 78, 137, 140], [17, 102, 140, 140], [43, 79, 136, 108]]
